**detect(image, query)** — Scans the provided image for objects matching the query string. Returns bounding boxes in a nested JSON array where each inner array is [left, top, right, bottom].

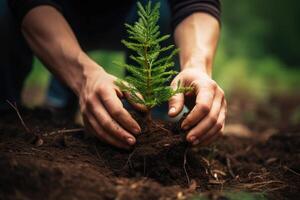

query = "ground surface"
[[0, 96, 299, 200]]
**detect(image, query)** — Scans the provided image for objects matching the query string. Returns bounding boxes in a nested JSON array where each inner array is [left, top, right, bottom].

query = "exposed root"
[[143, 156, 146, 176], [6, 100, 43, 146], [116, 149, 137, 172], [94, 145, 102, 161], [235, 180, 286, 192], [6, 100, 84, 147], [43, 128, 84, 136], [183, 148, 190, 185], [31, 147, 54, 158], [6, 100, 32, 135], [226, 156, 236, 178], [152, 123, 170, 133], [283, 165, 300, 176]]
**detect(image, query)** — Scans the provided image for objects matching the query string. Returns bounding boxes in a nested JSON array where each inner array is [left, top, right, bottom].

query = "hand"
[[79, 66, 141, 149], [22, 5, 141, 149], [168, 67, 226, 146]]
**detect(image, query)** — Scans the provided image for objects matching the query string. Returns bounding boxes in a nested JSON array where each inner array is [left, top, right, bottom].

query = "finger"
[[186, 90, 224, 143], [87, 99, 136, 146], [181, 80, 217, 130], [201, 119, 225, 146], [116, 80, 147, 112], [168, 78, 184, 117], [123, 91, 148, 112], [98, 89, 141, 135], [196, 100, 226, 145], [200, 130, 222, 146], [83, 113, 130, 149]]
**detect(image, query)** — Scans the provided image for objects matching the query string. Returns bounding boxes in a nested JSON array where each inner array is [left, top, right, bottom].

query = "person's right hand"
[[79, 65, 141, 149]]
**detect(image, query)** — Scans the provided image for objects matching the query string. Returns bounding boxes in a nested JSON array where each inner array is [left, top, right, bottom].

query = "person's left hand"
[[168, 67, 226, 146]]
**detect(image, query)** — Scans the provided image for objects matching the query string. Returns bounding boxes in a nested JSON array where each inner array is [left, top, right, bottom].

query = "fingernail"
[[127, 137, 135, 145], [182, 123, 189, 130], [169, 107, 176, 114], [189, 135, 196, 142], [192, 139, 200, 146], [133, 127, 141, 134]]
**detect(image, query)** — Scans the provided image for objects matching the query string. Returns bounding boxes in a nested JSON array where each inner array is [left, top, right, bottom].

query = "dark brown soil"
[[0, 96, 300, 200], [97, 115, 208, 188]]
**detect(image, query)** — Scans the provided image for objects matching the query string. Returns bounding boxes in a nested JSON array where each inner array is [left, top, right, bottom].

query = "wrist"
[[72, 51, 106, 96], [180, 52, 213, 77]]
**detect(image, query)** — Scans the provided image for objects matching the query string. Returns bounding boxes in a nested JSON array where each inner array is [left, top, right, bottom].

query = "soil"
[[0, 96, 299, 200]]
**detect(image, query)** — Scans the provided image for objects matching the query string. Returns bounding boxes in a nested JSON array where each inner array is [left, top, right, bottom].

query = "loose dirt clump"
[[97, 115, 207, 187]]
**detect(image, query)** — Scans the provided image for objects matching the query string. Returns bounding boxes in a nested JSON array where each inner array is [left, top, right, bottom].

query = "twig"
[[183, 148, 190, 185], [236, 180, 285, 190], [6, 100, 44, 146], [43, 128, 84, 136], [6, 100, 32, 134], [115, 149, 137, 172], [31, 147, 53, 158], [94, 147, 116, 176], [226, 156, 236, 178], [153, 123, 170, 132], [126, 149, 136, 170], [200, 156, 210, 167], [283, 165, 300, 176], [143, 156, 146, 176], [17, 152, 35, 156], [94, 145, 102, 160]]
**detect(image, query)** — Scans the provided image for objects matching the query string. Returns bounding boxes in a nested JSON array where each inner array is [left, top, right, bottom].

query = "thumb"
[[168, 78, 184, 117], [116, 80, 147, 112], [168, 93, 184, 117], [123, 91, 148, 112]]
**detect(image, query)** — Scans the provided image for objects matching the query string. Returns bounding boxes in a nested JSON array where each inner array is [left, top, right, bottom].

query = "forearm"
[[174, 12, 220, 76], [21, 6, 100, 95]]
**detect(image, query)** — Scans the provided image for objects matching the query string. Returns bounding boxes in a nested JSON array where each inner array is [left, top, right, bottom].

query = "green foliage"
[[190, 191, 267, 200], [225, 191, 267, 200], [115, 1, 189, 109], [89, 50, 125, 78]]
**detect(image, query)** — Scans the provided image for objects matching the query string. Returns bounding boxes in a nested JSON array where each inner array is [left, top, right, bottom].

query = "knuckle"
[[202, 104, 210, 114], [111, 108, 123, 117], [86, 94, 96, 108], [101, 95, 110, 102], [97, 85, 107, 93], [209, 80, 217, 90], [196, 103, 210, 114], [209, 115, 218, 125], [171, 94, 183, 104], [86, 99, 93, 110], [101, 96, 113, 105], [101, 118, 111, 129]]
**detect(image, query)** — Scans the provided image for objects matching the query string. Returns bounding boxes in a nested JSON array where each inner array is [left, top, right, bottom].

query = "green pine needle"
[[115, 1, 191, 110]]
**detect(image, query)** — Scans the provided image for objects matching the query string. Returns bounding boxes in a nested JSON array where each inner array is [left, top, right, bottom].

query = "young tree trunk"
[[145, 109, 152, 129]]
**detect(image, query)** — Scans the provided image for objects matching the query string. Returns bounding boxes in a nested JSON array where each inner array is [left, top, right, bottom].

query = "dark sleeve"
[[7, 0, 62, 23], [168, 0, 221, 29]]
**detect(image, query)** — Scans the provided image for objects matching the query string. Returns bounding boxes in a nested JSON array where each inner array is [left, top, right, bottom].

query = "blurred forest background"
[[23, 0, 300, 110]]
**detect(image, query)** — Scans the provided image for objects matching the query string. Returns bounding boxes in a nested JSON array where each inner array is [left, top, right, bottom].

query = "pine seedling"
[[115, 1, 190, 124]]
